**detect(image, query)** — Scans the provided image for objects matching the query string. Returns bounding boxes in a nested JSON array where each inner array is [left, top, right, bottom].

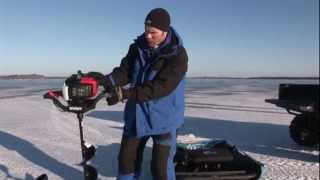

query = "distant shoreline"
[[0, 74, 66, 80], [187, 76, 319, 80], [0, 74, 318, 80]]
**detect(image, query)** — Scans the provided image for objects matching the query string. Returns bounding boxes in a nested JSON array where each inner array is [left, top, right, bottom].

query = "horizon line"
[[0, 74, 319, 80]]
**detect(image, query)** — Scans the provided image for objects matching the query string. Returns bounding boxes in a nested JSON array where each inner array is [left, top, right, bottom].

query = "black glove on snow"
[[86, 72, 113, 93]]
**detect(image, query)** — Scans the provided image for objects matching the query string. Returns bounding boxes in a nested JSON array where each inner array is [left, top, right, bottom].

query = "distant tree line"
[[0, 74, 65, 79], [0, 74, 318, 80]]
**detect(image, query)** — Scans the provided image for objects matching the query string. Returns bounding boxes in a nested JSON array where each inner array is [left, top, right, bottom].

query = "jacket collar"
[[135, 27, 183, 58]]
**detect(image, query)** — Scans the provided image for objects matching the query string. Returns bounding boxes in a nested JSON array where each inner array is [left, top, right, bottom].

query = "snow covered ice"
[[0, 79, 319, 180]]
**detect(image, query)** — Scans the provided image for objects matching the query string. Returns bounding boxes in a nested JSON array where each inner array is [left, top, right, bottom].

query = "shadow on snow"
[[87, 110, 318, 163]]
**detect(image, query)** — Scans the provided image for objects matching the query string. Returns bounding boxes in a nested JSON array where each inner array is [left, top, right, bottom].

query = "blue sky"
[[0, 0, 319, 77]]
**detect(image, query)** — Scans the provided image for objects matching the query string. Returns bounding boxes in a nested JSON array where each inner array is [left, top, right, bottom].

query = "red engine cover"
[[80, 77, 98, 97]]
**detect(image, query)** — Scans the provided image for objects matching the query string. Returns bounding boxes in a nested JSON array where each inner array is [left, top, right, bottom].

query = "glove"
[[86, 72, 112, 92], [106, 87, 130, 105]]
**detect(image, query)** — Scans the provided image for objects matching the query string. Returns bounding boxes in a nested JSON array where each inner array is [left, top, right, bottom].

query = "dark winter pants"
[[117, 131, 177, 180]]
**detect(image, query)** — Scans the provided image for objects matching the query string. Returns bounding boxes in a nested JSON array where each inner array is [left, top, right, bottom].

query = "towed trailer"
[[265, 84, 319, 146]]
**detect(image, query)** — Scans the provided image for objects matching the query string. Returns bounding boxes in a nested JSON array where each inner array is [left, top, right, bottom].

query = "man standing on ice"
[[87, 8, 188, 180]]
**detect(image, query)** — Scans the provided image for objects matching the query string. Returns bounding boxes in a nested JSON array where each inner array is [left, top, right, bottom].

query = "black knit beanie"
[[145, 8, 171, 32]]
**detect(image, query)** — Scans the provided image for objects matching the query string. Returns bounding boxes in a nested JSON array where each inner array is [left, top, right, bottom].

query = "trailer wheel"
[[289, 115, 318, 146]]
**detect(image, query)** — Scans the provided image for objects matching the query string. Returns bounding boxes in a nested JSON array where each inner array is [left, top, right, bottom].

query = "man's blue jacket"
[[108, 27, 188, 137]]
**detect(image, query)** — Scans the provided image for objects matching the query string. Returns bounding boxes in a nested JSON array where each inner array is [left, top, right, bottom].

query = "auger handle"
[[43, 90, 107, 113]]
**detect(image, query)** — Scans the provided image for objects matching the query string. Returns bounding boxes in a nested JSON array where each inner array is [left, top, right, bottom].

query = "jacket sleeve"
[[128, 47, 188, 103], [108, 44, 136, 86]]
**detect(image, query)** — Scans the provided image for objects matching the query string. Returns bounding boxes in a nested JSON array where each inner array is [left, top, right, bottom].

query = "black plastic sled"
[[175, 139, 264, 180]]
